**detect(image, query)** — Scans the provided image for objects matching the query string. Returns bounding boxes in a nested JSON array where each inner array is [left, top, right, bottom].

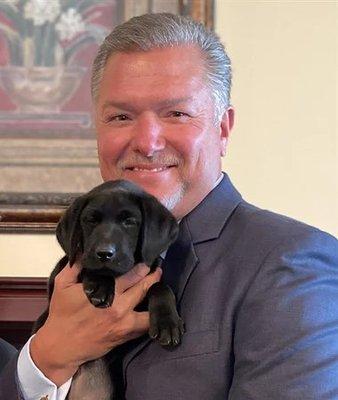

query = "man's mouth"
[[125, 165, 175, 172]]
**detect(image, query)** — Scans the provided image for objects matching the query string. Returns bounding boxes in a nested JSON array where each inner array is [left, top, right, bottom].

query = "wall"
[[217, 0, 337, 235], [0, 1, 337, 277]]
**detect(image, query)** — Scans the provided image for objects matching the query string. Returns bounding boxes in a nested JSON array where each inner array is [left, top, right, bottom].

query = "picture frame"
[[0, 0, 214, 233]]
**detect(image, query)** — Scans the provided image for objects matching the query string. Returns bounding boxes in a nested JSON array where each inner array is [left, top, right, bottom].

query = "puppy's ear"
[[56, 194, 88, 266], [137, 195, 179, 266]]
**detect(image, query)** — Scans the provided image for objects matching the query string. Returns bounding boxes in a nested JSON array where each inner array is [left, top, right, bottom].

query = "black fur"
[[33, 180, 184, 399]]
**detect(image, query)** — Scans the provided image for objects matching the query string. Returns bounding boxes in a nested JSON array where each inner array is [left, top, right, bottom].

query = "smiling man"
[[1, 13, 338, 400], [95, 44, 233, 219]]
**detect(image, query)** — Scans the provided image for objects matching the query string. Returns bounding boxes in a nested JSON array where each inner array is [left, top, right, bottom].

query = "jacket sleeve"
[[229, 230, 338, 400], [0, 354, 23, 400]]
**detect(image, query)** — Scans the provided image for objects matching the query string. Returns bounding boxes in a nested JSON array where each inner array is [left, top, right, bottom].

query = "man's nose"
[[130, 113, 166, 157]]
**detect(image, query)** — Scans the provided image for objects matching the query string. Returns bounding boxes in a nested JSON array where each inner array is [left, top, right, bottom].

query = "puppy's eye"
[[86, 217, 97, 224], [122, 217, 138, 228], [83, 212, 101, 225]]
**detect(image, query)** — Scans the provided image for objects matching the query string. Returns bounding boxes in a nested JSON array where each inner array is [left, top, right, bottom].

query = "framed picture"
[[0, 0, 214, 232]]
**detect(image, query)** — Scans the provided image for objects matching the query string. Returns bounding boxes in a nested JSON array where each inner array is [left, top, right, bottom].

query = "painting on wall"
[[0, 0, 214, 231]]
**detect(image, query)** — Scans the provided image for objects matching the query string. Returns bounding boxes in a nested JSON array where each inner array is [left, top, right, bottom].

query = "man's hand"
[[30, 263, 162, 387]]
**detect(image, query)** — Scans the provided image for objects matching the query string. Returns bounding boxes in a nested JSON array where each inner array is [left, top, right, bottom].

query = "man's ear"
[[136, 195, 179, 267], [56, 194, 88, 266], [220, 107, 235, 157]]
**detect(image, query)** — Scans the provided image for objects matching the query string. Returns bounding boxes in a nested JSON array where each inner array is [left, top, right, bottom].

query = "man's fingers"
[[118, 267, 162, 310], [115, 263, 151, 293]]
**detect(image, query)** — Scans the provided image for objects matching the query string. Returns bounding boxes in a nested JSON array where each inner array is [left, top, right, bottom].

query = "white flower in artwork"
[[24, 0, 61, 26], [56, 8, 85, 41]]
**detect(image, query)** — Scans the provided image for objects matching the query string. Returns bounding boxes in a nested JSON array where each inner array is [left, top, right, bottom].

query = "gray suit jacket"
[[1, 174, 338, 399]]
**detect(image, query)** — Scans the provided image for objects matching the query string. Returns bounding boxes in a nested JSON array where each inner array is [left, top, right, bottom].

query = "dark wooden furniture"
[[0, 277, 48, 349]]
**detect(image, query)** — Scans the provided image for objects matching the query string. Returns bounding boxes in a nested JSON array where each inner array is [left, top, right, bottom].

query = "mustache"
[[118, 154, 181, 168]]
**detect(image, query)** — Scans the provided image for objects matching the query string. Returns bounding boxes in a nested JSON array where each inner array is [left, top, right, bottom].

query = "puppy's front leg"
[[80, 269, 115, 308], [147, 282, 184, 347]]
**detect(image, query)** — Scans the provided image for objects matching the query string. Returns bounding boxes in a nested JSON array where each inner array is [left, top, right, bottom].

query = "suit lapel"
[[162, 173, 242, 304], [122, 174, 243, 379], [184, 173, 242, 245]]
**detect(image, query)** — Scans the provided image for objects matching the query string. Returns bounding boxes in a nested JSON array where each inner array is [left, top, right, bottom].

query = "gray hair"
[[91, 13, 232, 120]]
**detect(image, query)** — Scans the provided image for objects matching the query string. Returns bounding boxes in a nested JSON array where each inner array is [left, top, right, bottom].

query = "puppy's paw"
[[82, 277, 115, 308], [149, 310, 185, 347]]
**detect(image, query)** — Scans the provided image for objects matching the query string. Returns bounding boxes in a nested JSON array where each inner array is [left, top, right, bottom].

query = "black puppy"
[[33, 180, 184, 399]]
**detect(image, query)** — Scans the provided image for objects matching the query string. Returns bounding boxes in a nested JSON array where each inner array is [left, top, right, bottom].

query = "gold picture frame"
[[0, 0, 214, 233]]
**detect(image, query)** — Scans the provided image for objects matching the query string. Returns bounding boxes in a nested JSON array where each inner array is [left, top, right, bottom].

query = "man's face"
[[95, 45, 233, 219]]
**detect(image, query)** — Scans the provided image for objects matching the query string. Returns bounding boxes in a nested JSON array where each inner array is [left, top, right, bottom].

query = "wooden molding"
[[0, 277, 48, 322], [0, 277, 48, 348], [0, 194, 71, 233]]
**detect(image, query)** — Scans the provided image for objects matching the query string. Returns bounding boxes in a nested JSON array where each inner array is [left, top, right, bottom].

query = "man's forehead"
[[103, 45, 205, 78], [95, 45, 212, 111]]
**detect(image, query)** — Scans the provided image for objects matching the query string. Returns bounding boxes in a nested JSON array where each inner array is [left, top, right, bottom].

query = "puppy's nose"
[[96, 246, 116, 262]]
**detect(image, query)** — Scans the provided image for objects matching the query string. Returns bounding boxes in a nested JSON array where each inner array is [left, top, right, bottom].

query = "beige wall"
[[0, 1, 337, 277], [217, 0, 337, 235], [0, 234, 63, 277]]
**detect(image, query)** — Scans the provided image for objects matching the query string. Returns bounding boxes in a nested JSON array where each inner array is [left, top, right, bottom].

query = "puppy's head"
[[56, 180, 178, 276]]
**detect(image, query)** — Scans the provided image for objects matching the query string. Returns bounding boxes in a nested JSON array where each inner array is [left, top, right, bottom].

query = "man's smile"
[[97, 45, 227, 218], [124, 164, 177, 173]]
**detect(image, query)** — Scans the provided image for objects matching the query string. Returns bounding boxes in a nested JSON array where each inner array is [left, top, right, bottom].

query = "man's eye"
[[105, 114, 130, 122], [115, 114, 129, 121], [167, 111, 191, 119], [170, 111, 186, 117]]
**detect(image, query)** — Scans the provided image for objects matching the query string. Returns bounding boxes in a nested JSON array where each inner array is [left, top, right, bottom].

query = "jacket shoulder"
[[229, 201, 337, 248]]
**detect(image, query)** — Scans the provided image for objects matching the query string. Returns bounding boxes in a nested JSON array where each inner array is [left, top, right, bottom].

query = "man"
[[1, 13, 338, 400]]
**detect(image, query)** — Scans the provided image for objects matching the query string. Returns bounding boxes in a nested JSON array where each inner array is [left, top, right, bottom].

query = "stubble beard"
[[110, 165, 187, 211], [114, 155, 187, 213], [159, 180, 188, 216]]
